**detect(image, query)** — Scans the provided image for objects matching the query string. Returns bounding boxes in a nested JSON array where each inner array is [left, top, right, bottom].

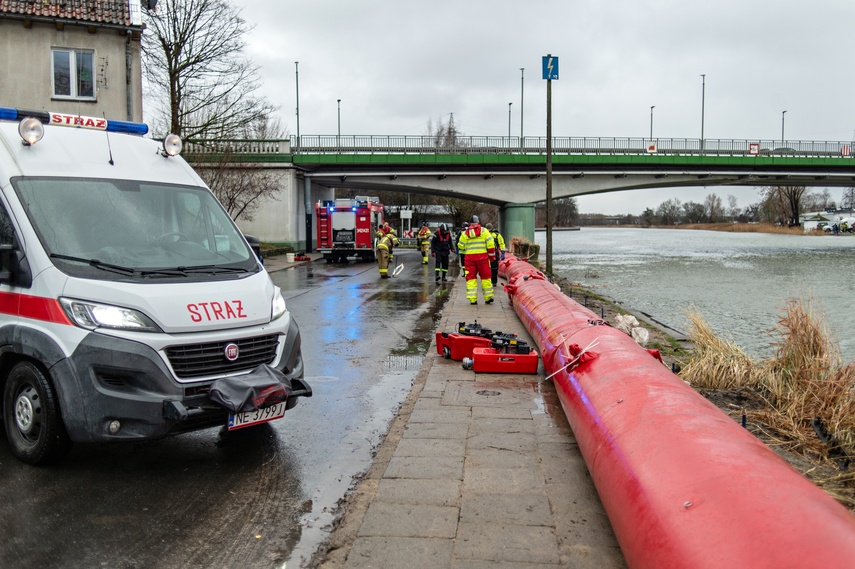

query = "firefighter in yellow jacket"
[[376, 228, 399, 278], [485, 223, 506, 287], [457, 215, 495, 304], [416, 222, 432, 265]]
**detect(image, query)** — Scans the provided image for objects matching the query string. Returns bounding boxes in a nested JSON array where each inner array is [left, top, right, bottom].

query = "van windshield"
[[13, 177, 259, 280]]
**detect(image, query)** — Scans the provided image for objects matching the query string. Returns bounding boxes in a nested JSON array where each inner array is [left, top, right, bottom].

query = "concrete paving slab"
[[384, 456, 464, 480], [374, 479, 461, 507], [346, 537, 453, 569], [358, 503, 458, 538], [393, 437, 465, 458], [459, 493, 553, 526], [453, 522, 560, 565], [401, 421, 469, 440], [463, 466, 546, 494]]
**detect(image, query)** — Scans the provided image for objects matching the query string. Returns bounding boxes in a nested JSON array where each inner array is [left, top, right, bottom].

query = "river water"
[[536, 227, 855, 362]]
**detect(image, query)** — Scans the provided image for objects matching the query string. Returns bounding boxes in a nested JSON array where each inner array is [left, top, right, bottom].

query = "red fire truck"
[[315, 196, 384, 263]]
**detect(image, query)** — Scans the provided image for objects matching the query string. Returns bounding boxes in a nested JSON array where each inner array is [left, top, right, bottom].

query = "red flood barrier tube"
[[500, 254, 855, 569]]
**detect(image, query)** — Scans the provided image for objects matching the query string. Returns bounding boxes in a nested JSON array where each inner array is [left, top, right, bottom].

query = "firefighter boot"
[[435, 270, 441, 282]]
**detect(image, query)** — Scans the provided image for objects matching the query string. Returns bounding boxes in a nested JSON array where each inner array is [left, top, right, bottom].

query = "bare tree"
[[727, 195, 740, 219], [760, 186, 807, 227], [759, 186, 806, 225], [142, 0, 277, 140], [427, 114, 463, 149], [552, 197, 578, 227], [655, 198, 682, 225], [842, 187, 855, 209], [195, 153, 280, 222], [682, 201, 706, 224], [704, 193, 724, 222]]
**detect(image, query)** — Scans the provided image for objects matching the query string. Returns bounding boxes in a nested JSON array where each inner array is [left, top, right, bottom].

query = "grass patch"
[[681, 297, 855, 506]]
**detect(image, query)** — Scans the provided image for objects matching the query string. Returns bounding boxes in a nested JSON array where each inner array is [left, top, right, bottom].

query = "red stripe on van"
[[0, 291, 72, 325]]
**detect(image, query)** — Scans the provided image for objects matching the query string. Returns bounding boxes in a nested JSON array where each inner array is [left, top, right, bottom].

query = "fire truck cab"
[[315, 196, 384, 263]]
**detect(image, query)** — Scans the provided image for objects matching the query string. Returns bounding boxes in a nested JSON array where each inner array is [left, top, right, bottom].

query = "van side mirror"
[[0, 243, 33, 288]]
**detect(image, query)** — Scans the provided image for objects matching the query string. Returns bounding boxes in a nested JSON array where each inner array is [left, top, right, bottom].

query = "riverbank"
[[660, 222, 808, 234], [549, 273, 855, 514]]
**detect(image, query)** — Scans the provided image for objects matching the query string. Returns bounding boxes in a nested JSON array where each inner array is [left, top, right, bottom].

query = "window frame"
[[51, 48, 96, 101]]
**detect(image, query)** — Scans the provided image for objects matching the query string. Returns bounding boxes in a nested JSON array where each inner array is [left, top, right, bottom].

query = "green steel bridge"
[[184, 135, 855, 248]]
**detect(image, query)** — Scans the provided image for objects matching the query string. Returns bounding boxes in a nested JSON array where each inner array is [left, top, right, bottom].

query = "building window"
[[52, 49, 95, 100]]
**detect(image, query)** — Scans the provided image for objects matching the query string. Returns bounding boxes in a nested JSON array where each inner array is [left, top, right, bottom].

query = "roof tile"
[[0, 0, 134, 27]]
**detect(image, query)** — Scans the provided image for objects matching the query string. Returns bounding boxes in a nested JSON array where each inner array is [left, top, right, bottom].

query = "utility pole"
[[650, 105, 655, 139], [295, 62, 301, 150], [520, 67, 525, 151], [700, 73, 705, 154], [543, 54, 558, 276]]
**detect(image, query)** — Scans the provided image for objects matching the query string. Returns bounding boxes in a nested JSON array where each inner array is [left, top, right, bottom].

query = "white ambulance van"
[[0, 107, 310, 465]]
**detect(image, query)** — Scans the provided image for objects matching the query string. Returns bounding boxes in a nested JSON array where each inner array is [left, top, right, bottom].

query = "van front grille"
[[166, 335, 279, 379]]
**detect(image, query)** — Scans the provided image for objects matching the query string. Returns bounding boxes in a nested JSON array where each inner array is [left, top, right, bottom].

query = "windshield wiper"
[[50, 253, 138, 276], [138, 269, 190, 278], [174, 265, 251, 274]]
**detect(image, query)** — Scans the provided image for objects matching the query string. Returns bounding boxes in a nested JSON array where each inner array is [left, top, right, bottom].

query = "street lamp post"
[[295, 62, 300, 149], [508, 102, 512, 141], [520, 68, 525, 150], [337, 99, 341, 147], [781, 110, 787, 147], [650, 105, 655, 139], [700, 73, 706, 154]]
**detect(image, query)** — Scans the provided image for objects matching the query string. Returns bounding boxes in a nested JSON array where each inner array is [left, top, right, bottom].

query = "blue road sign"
[[542, 55, 559, 80]]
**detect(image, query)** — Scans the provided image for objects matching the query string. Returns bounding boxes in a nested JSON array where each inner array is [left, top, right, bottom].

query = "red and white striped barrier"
[[500, 254, 855, 569]]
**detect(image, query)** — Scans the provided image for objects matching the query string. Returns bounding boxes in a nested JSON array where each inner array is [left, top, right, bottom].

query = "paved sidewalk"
[[314, 270, 627, 568]]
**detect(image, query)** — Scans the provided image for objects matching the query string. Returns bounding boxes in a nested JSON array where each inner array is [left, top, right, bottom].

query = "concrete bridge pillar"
[[499, 203, 536, 245]]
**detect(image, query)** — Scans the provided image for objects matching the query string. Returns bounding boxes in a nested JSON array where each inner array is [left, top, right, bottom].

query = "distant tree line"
[[575, 186, 853, 228]]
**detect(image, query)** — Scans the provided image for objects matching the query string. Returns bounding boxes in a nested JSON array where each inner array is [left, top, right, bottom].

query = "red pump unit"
[[315, 196, 383, 263]]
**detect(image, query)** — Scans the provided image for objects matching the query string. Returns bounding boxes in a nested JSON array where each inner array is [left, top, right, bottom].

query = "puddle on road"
[[384, 354, 425, 371]]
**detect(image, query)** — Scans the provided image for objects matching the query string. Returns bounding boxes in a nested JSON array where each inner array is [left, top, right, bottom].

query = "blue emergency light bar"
[[0, 106, 148, 135]]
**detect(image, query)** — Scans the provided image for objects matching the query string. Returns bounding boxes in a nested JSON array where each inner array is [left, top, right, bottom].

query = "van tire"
[[3, 361, 72, 465]]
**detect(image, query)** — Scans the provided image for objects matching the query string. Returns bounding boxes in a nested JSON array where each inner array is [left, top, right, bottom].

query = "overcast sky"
[[230, 0, 855, 215]]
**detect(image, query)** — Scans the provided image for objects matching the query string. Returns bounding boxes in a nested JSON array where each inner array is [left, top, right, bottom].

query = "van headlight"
[[60, 298, 162, 332], [271, 287, 287, 321]]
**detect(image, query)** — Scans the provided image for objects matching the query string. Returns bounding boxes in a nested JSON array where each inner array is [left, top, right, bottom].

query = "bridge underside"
[[302, 160, 855, 205]]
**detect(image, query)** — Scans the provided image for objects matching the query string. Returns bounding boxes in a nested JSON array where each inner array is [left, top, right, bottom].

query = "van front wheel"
[[3, 361, 72, 465]]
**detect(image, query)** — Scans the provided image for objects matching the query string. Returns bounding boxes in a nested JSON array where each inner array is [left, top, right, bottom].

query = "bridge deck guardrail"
[[184, 135, 855, 159]]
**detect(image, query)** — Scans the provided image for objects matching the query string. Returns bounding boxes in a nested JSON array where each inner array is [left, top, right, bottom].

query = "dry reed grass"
[[673, 222, 806, 235], [681, 297, 855, 487], [680, 308, 763, 389]]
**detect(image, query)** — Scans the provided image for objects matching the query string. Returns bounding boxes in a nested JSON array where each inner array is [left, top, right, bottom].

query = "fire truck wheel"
[[3, 361, 72, 465]]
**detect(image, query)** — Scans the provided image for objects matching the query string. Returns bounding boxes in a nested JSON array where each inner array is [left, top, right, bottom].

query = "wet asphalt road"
[[0, 249, 451, 569]]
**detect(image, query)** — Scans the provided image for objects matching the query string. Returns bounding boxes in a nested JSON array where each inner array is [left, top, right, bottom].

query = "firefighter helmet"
[[470, 215, 479, 224], [439, 223, 447, 232]]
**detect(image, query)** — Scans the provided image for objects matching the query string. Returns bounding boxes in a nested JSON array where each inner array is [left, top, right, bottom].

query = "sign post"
[[542, 54, 558, 276]]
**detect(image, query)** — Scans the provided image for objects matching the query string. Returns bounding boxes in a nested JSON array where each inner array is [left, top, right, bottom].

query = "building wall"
[[0, 20, 142, 122], [232, 169, 301, 249]]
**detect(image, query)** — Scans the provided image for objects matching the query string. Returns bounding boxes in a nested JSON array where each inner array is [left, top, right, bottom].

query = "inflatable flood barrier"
[[500, 254, 855, 569]]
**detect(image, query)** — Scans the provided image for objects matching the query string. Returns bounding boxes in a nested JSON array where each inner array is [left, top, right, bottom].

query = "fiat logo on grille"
[[224, 343, 240, 361]]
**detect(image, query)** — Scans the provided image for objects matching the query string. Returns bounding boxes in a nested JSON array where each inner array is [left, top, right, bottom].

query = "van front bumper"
[[53, 317, 308, 442]]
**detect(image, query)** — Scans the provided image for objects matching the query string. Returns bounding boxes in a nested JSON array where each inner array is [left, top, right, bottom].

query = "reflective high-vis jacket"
[[377, 232, 399, 251], [491, 231, 506, 252], [457, 224, 495, 260], [417, 227, 432, 243]]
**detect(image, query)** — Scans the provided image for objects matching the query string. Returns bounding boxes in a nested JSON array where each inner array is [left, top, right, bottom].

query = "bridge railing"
[[185, 136, 855, 158]]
